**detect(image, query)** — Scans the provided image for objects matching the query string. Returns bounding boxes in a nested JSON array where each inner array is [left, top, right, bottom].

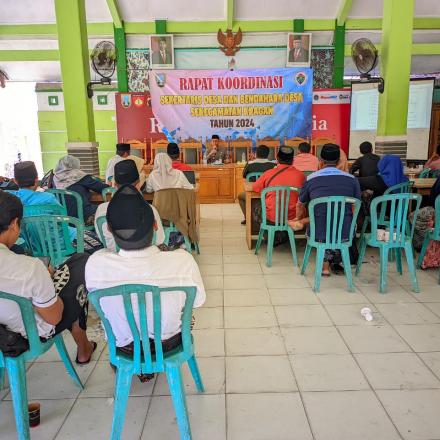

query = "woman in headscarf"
[[357, 154, 408, 198], [53, 155, 109, 225], [146, 153, 193, 193]]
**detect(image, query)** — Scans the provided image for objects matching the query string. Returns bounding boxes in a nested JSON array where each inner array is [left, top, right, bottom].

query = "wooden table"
[[244, 181, 261, 250], [411, 178, 436, 196]]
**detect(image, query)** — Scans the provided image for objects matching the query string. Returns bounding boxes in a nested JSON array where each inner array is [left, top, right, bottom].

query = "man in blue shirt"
[[296, 144, 361, 276], [11, 161, 62, 209]]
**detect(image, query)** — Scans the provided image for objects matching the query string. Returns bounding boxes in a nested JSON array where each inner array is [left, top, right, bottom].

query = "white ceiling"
[[0, 0, 439, 24]]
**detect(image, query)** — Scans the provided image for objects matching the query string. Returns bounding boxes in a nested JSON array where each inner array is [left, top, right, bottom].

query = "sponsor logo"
[[121, 94, 131, 109], [133, 95, 145, 107], [155, 73, 166, 87], [294, 71, 307, 86]]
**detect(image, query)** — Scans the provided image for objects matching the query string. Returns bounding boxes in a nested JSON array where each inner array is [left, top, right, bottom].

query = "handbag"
[[0, 324, 29, 357]]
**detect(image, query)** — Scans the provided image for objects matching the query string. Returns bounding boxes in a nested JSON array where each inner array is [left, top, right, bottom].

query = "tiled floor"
[[1, 203, 440, 439]]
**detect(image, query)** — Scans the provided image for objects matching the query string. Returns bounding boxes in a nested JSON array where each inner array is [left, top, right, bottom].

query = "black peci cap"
[[107, 184, 154, 250], [277, 146, 294, 164], [167, 142, 180, 156], [14, 161, 38, 187], [114, 159, 139, 186], [116, 143, 130, 152], [320, 143, 341, 162]]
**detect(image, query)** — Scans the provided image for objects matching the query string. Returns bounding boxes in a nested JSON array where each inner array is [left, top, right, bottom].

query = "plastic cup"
[[28, 402, 41, 428]]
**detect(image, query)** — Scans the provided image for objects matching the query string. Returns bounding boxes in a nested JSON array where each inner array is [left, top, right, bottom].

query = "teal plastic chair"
[[359, 181, 414, 242], [255, 185, 300, 267], [303, 170, 314, 176], [164, 222, 200, 254], [21, 214, 84, 268], [102, 187, 117, 202], [419, 168, 431, 178], [88, 284, 204, 440], [417, 195, 440, 280], [47, 188, 94, 231], [301, 196, 361, 293], [245, 172, 263, 182], [0, 291, 83, 440], [356, 192, 422, 293]]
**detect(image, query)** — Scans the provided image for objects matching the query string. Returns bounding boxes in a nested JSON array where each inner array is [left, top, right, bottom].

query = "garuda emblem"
[[217, 28, 243, 56]]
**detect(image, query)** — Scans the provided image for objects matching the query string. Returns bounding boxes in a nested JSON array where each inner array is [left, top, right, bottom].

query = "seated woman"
[[53, 155, 109, 225], [424, 144, 440, 172], [357, 154, 408, 198], [146, 153, 193, 192]]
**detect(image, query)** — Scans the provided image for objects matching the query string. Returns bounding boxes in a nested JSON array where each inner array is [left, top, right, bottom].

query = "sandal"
[[75, 341, 97, 365], [321, 271, 331, 277], [330, 263, 345, 276]]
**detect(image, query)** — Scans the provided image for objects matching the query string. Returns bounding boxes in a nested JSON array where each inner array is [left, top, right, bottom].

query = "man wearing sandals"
[[0, 191, 96, 364]]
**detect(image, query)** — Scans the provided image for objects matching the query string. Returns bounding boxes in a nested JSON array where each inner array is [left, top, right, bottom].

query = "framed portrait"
[[149, 34, 174, 69], [286, 33, 312, 67]]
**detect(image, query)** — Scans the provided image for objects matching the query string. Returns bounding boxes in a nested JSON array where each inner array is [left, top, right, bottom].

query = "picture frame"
[[286, 33, 312, 67], [149, 34, 174, 69]]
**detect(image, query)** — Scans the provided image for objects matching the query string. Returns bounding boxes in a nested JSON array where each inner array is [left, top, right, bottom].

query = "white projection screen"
[[349, 79, 434, 160]]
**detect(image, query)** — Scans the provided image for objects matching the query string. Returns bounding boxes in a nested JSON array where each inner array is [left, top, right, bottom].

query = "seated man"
[[238, 144, 277, 224], [11, 161, 63, 209], [94, 159, 165, 251], [206, 134, 223, 164], [85, 185, 206, 370], [294, 144, 361, 276], [167, 142, 192, 171], [294, 142, 319, 172], [105, 143, 146, 185], [253, 146, 305, 224], [349, 141, 380, 177], [0, 191, 96, 364]]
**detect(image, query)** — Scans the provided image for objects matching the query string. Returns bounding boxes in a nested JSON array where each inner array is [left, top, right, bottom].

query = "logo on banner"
[[121, 94, 131, 109], [155, 73, 166, 88], [294, 71, 307, 86], [133, 95, 145, 107]]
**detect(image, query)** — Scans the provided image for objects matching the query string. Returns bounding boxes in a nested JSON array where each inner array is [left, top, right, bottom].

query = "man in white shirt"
[[85, 185, 205, 351], [95, 159, 165, 251], [105, 143, 146, 186], [0, 191, 96, 364]]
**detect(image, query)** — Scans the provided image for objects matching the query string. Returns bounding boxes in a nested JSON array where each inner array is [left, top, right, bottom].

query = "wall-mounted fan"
[[351, 38, 385, 93], [87, 40, 116, 98]]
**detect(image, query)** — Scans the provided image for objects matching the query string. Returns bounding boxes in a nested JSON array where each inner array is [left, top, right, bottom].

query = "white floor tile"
[[303, 391, 401, 440], [142, 394, 226, 440], [192, 328, 225, 357], [291, 354, 370, 392], [56, 396, 149, 440], [226, 356, 297, 393], [224, 306, 277, 328], [0, 399, 75, 440], [355, 352, 440, 390], [377, 389, 440, 440], [193, 307, 224, 329], [268, 288, 320, 305], [225, 328, 286, 356], [224, 290, 271, 306], [395, 324, 440, 352], [227, 393, 312, 440], [275, 305, 333, 327], [376, 303, 440, 325]]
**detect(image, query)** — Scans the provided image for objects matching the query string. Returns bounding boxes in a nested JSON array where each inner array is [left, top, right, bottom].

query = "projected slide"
[[349, 79, 434, 159]]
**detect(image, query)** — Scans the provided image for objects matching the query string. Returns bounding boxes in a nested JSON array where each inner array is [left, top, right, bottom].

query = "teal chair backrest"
[[370, 193, 421, 246], [419, 168, 431, 178], [21, 215, 84, 267], [95, 215, 120, 251], [246, 172, 263, 182], [102, 187, 116, 202], [308, 196, 361, 249], [47, 189, 84, 224], [433, 195, 440, 240], [88, 284, 196, 373], [0, 292, 48, 362], [261, 185, 300, 227], [384, 181, 413, 195], [303, 170, 314, 176]]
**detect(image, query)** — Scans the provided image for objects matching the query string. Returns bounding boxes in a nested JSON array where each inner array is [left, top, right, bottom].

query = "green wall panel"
[[39, 132, 68, 151], [41, 151, 67, 172], [38, 111, 67, 131], [94, 111, 116, 130]]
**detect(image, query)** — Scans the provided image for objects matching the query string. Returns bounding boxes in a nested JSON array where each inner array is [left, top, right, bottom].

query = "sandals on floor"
[[75, 341, 97, 365]]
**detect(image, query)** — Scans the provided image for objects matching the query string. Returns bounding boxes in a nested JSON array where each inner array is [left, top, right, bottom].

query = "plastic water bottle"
[[202, 151, 207, 165], [360, 307, 373, 322], [241, 152, 246, 163]]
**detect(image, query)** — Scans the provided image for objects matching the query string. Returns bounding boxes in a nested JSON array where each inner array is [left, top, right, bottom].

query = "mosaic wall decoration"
[[127, 49, 150, 92], [311, 48, 334, 88]]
